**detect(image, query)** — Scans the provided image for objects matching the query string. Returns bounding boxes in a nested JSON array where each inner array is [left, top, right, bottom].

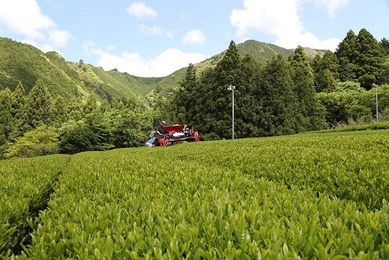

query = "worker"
[[155, 120, 168, 139]]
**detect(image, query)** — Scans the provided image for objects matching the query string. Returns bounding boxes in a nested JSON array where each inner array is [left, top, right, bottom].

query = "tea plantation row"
[[1, 130, 388, 259]]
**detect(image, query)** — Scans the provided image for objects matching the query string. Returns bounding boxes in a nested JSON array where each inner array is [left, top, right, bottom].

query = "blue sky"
[[0, 0, 388, 77]]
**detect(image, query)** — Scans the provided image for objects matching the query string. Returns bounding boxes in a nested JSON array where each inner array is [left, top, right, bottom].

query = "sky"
[[0, 0, 388, 77]]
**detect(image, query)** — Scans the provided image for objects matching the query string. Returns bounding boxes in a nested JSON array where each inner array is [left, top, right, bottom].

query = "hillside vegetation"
[[1, 28, 389, 159], [0, 37, 163, 105], [0, 37, 306, 106], [1, 130, 388, 258]]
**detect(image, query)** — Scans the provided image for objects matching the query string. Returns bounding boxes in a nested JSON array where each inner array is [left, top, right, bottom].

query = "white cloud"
[[182, 29, 206, 45], [84, 43, 209, 77], [275, 32, 341, 50], [230, 0, 303, 39], [0, 0, 55, 39], [315, 0, 351, 17], [49, 29, 73, 47], [127, 2, 157, 18], [230, 0, 348, 50], [139, 24, 163, 35]]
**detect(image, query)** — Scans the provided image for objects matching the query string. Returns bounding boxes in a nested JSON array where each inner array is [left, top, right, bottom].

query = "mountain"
[[0, 37, 325, 106]]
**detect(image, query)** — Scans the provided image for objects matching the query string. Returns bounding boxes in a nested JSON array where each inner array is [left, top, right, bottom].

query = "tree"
[[289, 46, 326, 131], [315, 69, 337, 93], [68, 98, 83, 121], [170, 63, 198, 124], [52, 96, 69, 127], [0, 88, 13, 157], [354, 28, 385, 89], [336, 29, 385, 89], [83, 94, 99, 115], [235, 55, 262, 137], [190, 41, 244, 139], [4, 125, 59, 159], [9, 81, 27, 139], [335, 30, 358, 82], [10, 81, 26, 120], [24, 79, 54, 130], [379, 38, 389, 56], [259, 55, 299, 135]]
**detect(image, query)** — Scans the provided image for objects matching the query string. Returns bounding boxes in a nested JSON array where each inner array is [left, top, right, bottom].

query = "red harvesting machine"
[[146, 124, 200, 147]]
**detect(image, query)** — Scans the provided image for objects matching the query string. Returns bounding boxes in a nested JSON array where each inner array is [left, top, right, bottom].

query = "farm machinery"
[[145, 124, 200, 147]]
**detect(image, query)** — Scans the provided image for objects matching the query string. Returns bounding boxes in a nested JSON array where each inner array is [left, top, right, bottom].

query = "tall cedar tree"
[[289, 46, 319, 131], [312, 51, 339, 92], [52, 96, 69, 127], [173, 63, 197, 125], [24, 79, 53, 130], [336, 30, 358, 82], [354, 28, 384, 89], [236, 55, 263, 137], [380, 38, 389, 56], [0, 88, 13, 145], [259, 55, 299, 136], [196, 41, 243, 139], [336, 28, 384, 89]]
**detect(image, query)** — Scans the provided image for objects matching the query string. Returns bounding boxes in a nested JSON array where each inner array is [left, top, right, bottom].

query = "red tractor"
[[146, 124, 200, 147]]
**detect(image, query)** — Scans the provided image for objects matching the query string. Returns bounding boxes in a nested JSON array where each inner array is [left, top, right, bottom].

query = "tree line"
[[1, 28, 388, 158], [160, 28, 389, 140], [0, 80, 154, 159]]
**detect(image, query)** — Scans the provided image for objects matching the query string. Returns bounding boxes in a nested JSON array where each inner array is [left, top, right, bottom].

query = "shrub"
[[4, 125, 59, 159]]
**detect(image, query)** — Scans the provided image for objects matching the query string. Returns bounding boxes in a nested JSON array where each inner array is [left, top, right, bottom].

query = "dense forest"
[[1, 28, 389, 159]]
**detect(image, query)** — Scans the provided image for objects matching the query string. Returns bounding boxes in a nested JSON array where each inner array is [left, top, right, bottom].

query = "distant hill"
[[0, 37, 326, 106], [193, 40, 326, 75]]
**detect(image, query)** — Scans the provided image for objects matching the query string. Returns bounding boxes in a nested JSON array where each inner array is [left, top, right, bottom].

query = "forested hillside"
[[162, 28, 389, 140], [0, 28, 389, 159]]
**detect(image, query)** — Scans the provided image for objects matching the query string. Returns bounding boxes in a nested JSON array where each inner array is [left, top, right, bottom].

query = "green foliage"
[[58, 103, 152, 154], [237, 40, 293, 63], [1, 33, 388, 155], [380, 38, 389, 56], [0, 88, 14, 144], [312, 51, 339, 92], [0, 154, 70, 256], [336, 29, 385, 89], [23, 80, 54, 130], [289, 46, 326, 131], [3, 130, 388, 258], [52, 96, 69, 127], [58, 116, 113, 154], [259, 55, 299, 135], [4, 125, 59, 159]]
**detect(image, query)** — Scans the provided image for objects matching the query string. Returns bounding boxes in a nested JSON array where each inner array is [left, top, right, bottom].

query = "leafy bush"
[[4, 125, 59, 159]]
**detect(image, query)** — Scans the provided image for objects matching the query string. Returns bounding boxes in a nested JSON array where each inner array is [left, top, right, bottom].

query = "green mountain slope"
[[0, 38, 159, 106], [0, 37, 325, 106], [193, 40, 325, 75]]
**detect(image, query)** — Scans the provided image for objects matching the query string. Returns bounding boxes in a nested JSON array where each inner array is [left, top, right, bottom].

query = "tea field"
[[1, 130, 388, 259]]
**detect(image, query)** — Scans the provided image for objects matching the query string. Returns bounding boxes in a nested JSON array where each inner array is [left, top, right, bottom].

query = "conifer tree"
[[83, 94, 99, 115], [355, 28, 385, 89], [380, 38, 389, 56], [0, 88, 13, 149], [259, 55, 299, 135], [236, 55, 262, 137], [194, 41, 243, 139], [172, 63, 197, 124], [289, 46, 319, 131], [10, 82, 26, 122], [335, 30, 358, 82], [312, 51, 339, 92], [24, 79, 54, 130], [52, 96, 69, 127], [68, 98, 83, 121], [336, 29, 384, 89]]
